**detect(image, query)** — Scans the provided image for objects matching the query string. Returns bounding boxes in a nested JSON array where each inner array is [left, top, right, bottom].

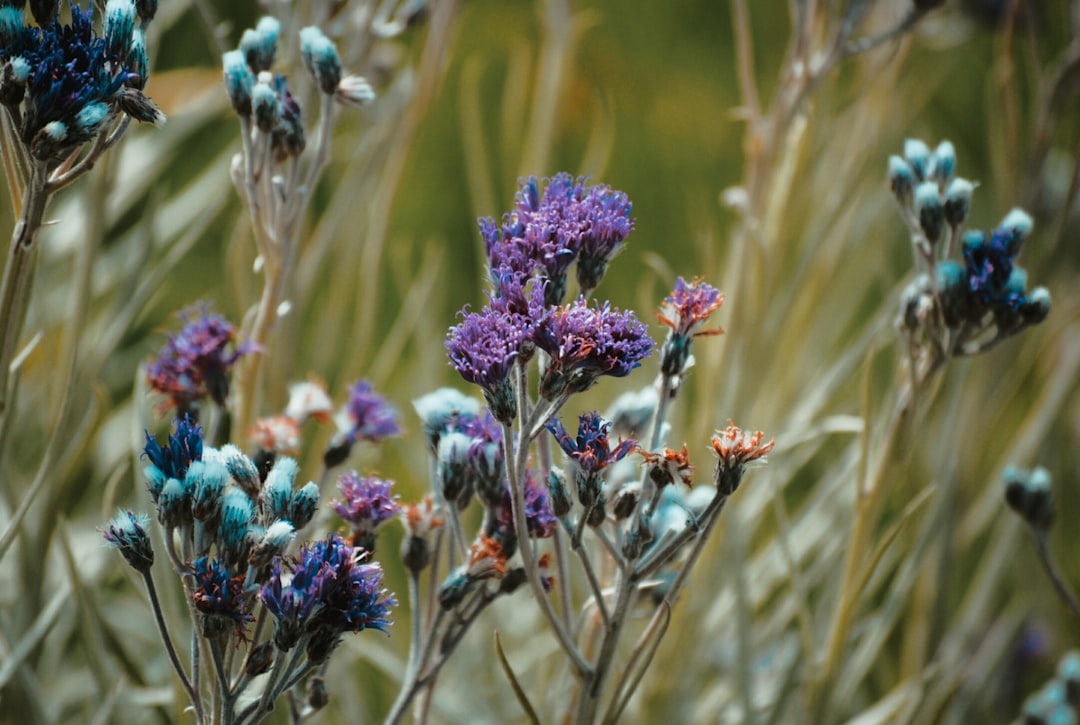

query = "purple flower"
[[259, 534, 395, 651], [342, 380, 401, 444], [547, 412, 636, 475], [192, 556, 252, 637], [143, 416, 203, 481], [576, 184, 634, 294], [332, 472, 400, 550], [498, 470, 557, 539], [146, 305, 253, 410], [963, 229, 1018, 309], [445, 304, 526, 423], [464, 412, 506, 508], [658, 277, 725, 339], [534, 298, 653, 399]]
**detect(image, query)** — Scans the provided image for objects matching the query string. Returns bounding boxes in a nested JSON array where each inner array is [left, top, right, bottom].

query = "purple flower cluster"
[[547, 412, 636, 475], [332, 472, 400, 550], [481, 173, 635, 303], [260, 534, 395, 653], [146, 305, 253, 411], [534, 298, 653, 399], [658, 277, 725, 339], [192, 556, 252, 637]]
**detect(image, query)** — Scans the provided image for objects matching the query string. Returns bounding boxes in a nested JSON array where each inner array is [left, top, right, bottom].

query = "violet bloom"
[[192, 556, 252, 638], [146, 305, 253, 411], [657, 277, 725, 375], [575, 184, 634, 295], [343, 380, 401, 443], [332, 472, 400, 552], [259, 534, 395, 655], [464, 412, 505, 508], [445, 304, 525, 424], [534, 298, 653, 399], [497, 470, 557, 540]]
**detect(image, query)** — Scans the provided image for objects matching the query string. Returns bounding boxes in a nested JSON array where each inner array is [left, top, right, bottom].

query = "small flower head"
[[575, 183, 635, 294], [638, 444, 695, 489], [657, 277, 724, 375], [102, 510, 154, 572], [223, 49, 255, 116], [261, 456, 299, 521], [932, 140, 956, 183], [289, 481, 320, 530], [903, 138, 933, 181], [400, 496, 443, 574], [534, 298, 653, 399], [249, 415, 302, 454], [219, 488, 255, 569], [437, 431, 473, 506], [341, 380, 401, 444], [914, 181, 944, 246], [332, 472, 400, 551], [191, 459, 229, 524], [1003, 465, 1055, 531], [547, 412, 636, 475], [465, 534, 508, 580], [146, 305, 253, 411], [240, 16, 280, 73], [299, 26, 341, 95], [412, 388, 481, 450], [192, 556, 252, 638], [711, 422, 774, 495], [284, 378, 334, 424], [464, 413, 506, 508], [497, 470, 556, 540], [445, 305, 524, 423], [143, 416, 203, 482]]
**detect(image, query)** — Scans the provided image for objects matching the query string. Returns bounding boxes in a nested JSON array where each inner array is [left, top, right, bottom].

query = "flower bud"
[[914, 181, 944, 246], [105, 0, 136, 62], [103, 510, 155, 573], [904, 138, 932, 180], [299, 26, 342, 95], [943, 178, 974, 229], [223, 50, 255, 116], [289, 482, 320, 529], [933, 140, 956, 183], [245, 641, 274, 677], [998, 207, 1033, 256]]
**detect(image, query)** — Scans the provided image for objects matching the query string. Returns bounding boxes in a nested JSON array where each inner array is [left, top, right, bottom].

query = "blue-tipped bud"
[[413, 388, 480, 451], [262, 456, 297, 520], [220, 444, 261, 496], [437, 431, 472, 505], [144, 464, 167, 503], [299, 26, 342, 95], [943, 178, 974, 228], [961, 229, 987, 258], [192, 459, 228, 522], [335, 75, 376, 107], [249, 519, 294, 568], [105, 0, 136, 62], [904, 138, 933, 180], [1024, 287, 1051, 324], [1059, 651, 1080, 702], [288, 482, 319, 529], [103, 510, 155, 573], [0, 56, 29, 107], [1004, 266, 1028, 299], [914, 181, 944, 245], [997, 207, 1033, 255], [251, 79, 279, 133], [933, 140, 956, 183], [241, 16, 281, 72], [76, 102, 110, 135], [127, 29, 149, 90], [0, 8, 23, 51], [135, 0, 157, 24], [157, 477, 189, 529], [888, 155, 916, 207], [1003, 465, 1055, 531], [223, 50, 256, 116], [219, 488, 255, 566]]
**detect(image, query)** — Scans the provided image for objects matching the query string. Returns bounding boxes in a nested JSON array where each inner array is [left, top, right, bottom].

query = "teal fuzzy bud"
[[157, 478, 189, 529], [299, 26, 342, 95], [192, 459, 228, 522], [1059, 651, 1080, 704], [144, 464, 167, 504], [241, 16, 281, 72], [0, 8, 23, 51], [0, 56, 29, 106], [998, 207, 1034, 255], [219, 488, 255, 566], [262, 456, 297, 520], [1024, 287, 1051, 325], [249, 520, 295, 568], [943, 178, 974, 228], [105, 0, 136, 62], [76, 102, 110, 135], [933, 140, 956, 183], [289, 482, 319, 529], [888, 155, 915, 207], [221, 444, 261, 496], [914, 181, 944, 245], [547, 469, 572, 517], [223, 50, 255, 116], [103, 510, 155, 573], [437, 431, 472, 505], [904, 138, 932, 180], [251, 77, 279, 133], [127, 29, 149, 90], [1003, 465, 1054, 531]]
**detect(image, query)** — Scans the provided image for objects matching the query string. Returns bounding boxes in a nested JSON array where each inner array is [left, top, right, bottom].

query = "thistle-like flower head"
[[711, 421, 774, 495], [143, 416, 203, 481], [332, 472, 400, 544], [547, 412, 636, 475], [341, 380, 401, 444], [192, 556, 253, 637]]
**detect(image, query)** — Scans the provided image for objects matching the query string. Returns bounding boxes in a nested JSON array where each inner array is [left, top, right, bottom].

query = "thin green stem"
[[142, 571, 204, 724], [1033, 529, 1080, 618]]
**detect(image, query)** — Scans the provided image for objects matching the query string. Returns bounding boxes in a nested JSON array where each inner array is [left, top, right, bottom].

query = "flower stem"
[[142, 570, 204, 724]]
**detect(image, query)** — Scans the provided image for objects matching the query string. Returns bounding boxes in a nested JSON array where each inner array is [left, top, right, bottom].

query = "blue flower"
[[547, 412, 635, 475], [192, 557, 253, 637], [143, 416, 203, 481], [332, 472, 400, 550], [343, 380, 401, 444]]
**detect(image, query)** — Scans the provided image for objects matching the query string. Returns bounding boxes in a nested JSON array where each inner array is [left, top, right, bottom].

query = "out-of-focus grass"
[[0, 0, 1077, 722]]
